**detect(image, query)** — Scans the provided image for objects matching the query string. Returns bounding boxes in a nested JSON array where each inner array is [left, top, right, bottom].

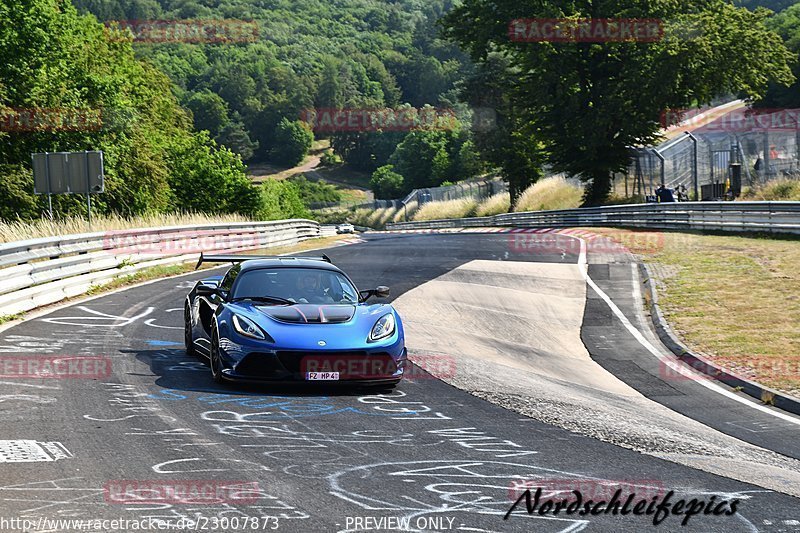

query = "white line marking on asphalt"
[[567, 233, 800, 427], [0, 381, 60, 390], [41, 306, 154, 328], [0, 441, 72, 462], [143, 319, 181, 330]]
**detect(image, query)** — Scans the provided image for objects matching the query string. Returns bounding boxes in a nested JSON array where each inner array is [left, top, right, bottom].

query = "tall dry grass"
[[0, 212, 250, 244], [741, 178, 800, 201], [413, 198, 478, 221], [392, 200, 419, 222], [350, 206, 398, 229], [514, 176, 583, 212], [476, 193, 511, 217]]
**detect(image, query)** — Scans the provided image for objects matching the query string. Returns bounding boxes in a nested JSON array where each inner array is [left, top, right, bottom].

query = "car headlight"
[[232, 314, 266, 340], [369, 313, 396, 342]]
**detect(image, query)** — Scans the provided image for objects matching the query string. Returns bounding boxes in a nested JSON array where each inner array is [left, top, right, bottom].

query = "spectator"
[[655, 185, 676, 203]]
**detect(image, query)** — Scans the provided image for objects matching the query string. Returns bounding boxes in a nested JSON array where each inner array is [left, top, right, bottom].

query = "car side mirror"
[[196, 284, 219, 298], [359, 286, 390, 303]]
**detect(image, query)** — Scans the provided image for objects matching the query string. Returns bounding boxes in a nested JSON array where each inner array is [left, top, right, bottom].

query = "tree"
[[185, 90, 230, 138], [370, 165, 405, 199], [270, 118, 313, 166], [389, 130, 451, 191], [165, 132, 261, 216], [258, 179, 309, 220], [216, 120, 259, 161], [759, 4, 800, 108], [460, 54, 546, 204], [443, 0, 795, 205]]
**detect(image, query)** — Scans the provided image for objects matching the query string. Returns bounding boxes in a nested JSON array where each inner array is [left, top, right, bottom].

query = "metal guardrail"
[[385, 202, 800, 235], [0, 219, 320, 316]]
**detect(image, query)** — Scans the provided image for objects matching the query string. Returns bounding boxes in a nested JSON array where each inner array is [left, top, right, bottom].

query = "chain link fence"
[[367, 178, 507, 210], [617, 109, 800, 201]]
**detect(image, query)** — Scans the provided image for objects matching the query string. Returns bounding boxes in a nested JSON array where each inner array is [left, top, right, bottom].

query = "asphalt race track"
[[1, 231, 799, 532]]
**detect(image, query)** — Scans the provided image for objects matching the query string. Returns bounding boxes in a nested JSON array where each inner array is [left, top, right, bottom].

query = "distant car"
[[336, 223, 355, 234], [184, 254, 405, 386]]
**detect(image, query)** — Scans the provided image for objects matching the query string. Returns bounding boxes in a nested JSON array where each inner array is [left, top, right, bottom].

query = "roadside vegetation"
[[0, 212, 251, 244], [413, 198, 478, 222], [3, 0, 797, 227], [476, 193, 511, 217], [589, 228, 800, 397], [1, 234, 347, 327], [349, 176, 583, 227], [513, 177, 583, 213], [741, 178, 800, 201]]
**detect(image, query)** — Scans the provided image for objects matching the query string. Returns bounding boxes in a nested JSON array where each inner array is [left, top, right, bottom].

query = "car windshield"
[[232, 268, 359, 305]]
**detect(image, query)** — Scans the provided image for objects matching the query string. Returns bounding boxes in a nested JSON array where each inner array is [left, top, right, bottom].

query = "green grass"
[[0, 313, 23, 325], [588, 228, 800, 397], [312, 165, 372, 189], [741, 178, 800, 201]]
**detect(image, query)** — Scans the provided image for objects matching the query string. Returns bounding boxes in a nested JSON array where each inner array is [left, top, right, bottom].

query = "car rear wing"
[[195, 253, 332, 270]]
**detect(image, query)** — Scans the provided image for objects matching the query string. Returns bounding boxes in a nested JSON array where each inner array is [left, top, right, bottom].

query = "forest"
[[0, 0, 798, 222]]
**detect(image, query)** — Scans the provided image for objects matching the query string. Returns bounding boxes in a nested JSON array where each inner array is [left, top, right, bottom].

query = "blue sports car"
[[184, 254, 406, 386]]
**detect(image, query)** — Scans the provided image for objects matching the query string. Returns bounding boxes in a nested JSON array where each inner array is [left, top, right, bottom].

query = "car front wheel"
[[210, 328, 225, 384], [184, 303, 197, 357]]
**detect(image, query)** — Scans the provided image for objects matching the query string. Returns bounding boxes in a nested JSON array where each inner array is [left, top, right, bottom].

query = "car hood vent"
[[257, 304, 356, 324]]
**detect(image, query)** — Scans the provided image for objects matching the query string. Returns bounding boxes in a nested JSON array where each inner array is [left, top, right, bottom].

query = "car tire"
[[184, 303, 197, 357], [210, 328, 225, 384]]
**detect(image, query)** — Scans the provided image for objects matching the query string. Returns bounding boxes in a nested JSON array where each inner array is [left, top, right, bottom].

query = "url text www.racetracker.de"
[[0, 516, 280, 531], [505, 488, 739, 527]]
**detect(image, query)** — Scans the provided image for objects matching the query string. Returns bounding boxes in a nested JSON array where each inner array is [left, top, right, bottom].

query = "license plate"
[[305, 372, 340, 381]]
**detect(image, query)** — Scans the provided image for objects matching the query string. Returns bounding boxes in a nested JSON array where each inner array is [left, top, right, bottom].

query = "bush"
[[476, 193, 511, 216], [288, 176, 342, 206], [392, 200, 418, 222], [514, 177, 583, 212], [741, 178, 800, 201], [258, 179, 310, 220], [0, 165, 41, 221], [270, 118, 314, 166], [413, 198, 478, 221], [320, 151, 343, 166], [370, 165, 405, 199], [166, 132, 261, 217]]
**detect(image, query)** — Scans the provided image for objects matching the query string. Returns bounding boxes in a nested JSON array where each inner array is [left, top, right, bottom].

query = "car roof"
[[237, 257, 344, 273]]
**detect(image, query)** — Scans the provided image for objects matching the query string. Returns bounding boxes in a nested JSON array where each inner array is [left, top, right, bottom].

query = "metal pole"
[[685, 132, 699, 201], [44, 152, 53, 220], [651, 148, 666, 187], [85, 151, 92, 225], [624, 169, 628, 198]]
